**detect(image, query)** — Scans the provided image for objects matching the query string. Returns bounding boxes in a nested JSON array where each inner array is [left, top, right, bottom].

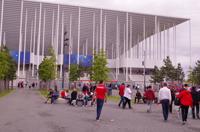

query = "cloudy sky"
[[34, 0, 200, 72]]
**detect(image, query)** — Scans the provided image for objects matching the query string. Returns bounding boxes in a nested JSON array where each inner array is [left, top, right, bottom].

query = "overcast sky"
[[34, 0, 200, 72]]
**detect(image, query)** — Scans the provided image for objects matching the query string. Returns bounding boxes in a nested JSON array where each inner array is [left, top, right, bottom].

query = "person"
[[123, 84, 132, 109], [158, 83, 171, 121], [169, 86, 176, 113], [82, 84, 89, 106], [70, 88, 78, 105], [95, 80, 107, 121], [60, 89, 70, 103], [134, 90, 142, 104], [176, 84, 193, 125], [144, 86, 155, 113], [45, 88, 53, 103], [191, 86, 199, 119], [51, 86, 59, 104], [118, 83, 125, 107]]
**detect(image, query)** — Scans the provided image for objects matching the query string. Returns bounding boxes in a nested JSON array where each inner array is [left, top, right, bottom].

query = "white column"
[[137, 35, 139, 59], [149, 35, 151, 59], [32, 9, 37, 77], [96, 25, 99, 52], [115, 16, 119, 80], [69, 14, 72, 71], [29, 21, 33, 71], [42, 9, 46, 58], [77, 7, 81, 64], [86, 39, 88, 56], [103, 15, 107, 52], [51, 10, 55, 46], [189, 20, 192, 67], [155, 16, 158, 60], [143, 17, 146, 56], [56, 5, 60, 64], [37, 3, 42, 71], [163, 25, 166, 58], [3, 31, 5, 46], [125, 12, 128, 81], [167, 25, 170, 57], [17, 0, 24, 77], [99, 9, 103, 50], [0, 0, 5, 47], [23, 9, 28, 76], [130, 17, 132, 59], [60, 11, 64, 78], [92, 13, 95, 55], [174, 26, 177, 65]]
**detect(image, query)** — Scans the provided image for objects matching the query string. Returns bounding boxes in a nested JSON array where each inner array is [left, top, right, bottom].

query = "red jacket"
[[119, 84, 125, 96], [96, 84, 107, 100], [144, 89, 155, 100], [177, 90, 193, 107]]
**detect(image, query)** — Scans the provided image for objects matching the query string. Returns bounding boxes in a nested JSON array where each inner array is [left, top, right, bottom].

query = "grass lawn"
[[0, 89, 15, 98], [107, 95, 120, 102]]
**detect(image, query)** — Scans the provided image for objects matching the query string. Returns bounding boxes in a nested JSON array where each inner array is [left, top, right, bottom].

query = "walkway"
[[0, 89, 199, 132]]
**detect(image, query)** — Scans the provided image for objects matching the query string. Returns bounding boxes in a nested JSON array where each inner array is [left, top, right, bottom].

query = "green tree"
[[161, 56, 177, 81], [91, 50, 109, 82], [188, 60, 200, 85], [69, 64, 80, 81], [150, 66, 164, 84], [175, 63, 185, 83], [38, 48, 56, 88], [188, 67, 196, 85]]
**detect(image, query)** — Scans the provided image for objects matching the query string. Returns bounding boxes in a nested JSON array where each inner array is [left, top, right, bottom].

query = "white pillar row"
[[92, 13, 95, 56], [29, 21, 33, 71], [60, 10, 64, 78], [69, 14, 72, 71], [17, 0, 24, 77], [23, 9, 28, 76], [42, 9, 46, 58], [99, 9, 103, 50], [51, 10, 55, 47], [37, 3, 42, 71], [125, 12, 128, 81], [32, 9, 37, 77], [103, 15, 107, 53], [0, 0, 4, 48], [77, 7, 81, 65]]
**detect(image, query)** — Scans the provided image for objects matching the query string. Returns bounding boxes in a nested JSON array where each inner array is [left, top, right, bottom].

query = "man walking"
[[95, 80, 107, 121], [158, 83, 171, 121], [118, 83, 125, 107]]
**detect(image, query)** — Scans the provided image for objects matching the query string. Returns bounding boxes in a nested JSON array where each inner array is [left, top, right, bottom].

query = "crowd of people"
[[43, 81, 200, 124]]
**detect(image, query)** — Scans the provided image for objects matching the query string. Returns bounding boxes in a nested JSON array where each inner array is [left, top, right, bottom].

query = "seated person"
[[51, 87, 59, 104], [60, 89, 70, 103], [134, 90, 142, 103], [45, 88, 53, 103], [70, 88, 78, 105]]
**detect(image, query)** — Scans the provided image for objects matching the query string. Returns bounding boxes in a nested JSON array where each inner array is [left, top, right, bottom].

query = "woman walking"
[[123, 84, 132, 109]]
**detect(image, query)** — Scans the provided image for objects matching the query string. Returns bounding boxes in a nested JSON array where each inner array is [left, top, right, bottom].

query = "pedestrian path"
[[0, 89, 199, 132]]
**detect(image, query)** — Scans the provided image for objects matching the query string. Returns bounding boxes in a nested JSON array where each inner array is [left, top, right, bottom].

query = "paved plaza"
[[0, 89, 199, 132]]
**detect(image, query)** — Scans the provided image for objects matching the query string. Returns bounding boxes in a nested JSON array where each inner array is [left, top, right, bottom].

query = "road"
[[0, 89, 199, 132]]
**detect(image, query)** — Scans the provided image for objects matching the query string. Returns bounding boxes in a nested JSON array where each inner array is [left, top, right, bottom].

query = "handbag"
[[174, 97, 180, 106]]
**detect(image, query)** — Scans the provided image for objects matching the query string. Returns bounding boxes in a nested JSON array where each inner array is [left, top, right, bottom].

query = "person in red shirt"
[[118, 83, 125, 107], [95, 80, 107, 121], [144, 86, 155, 113], [176, 84, 193, 125]]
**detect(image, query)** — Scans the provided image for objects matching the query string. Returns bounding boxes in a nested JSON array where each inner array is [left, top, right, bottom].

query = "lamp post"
[[61, 31, 69, 89]]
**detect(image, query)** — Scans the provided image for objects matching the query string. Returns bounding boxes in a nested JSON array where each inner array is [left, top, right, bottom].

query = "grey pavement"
[[0, 89, 199, 132]]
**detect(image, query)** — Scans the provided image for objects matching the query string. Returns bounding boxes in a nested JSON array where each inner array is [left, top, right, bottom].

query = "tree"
[[175, 63, 185, 83], [150, 66, 164, 84], [38, 48, 56, 88], [188, 60, 200, 85], [91, 50, 109, 82], [69, 64, 80, 82], [161, 56, 177, 82], [0, 46, 17, 90]]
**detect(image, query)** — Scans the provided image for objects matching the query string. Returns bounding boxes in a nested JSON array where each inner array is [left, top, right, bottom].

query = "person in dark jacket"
[[177, 84, 193, 125], [169, 87, 176, 113], [191, 86, 199, 119]]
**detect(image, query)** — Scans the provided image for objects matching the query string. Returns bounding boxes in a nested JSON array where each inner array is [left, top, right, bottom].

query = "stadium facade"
[[0, 0, 190, 83]]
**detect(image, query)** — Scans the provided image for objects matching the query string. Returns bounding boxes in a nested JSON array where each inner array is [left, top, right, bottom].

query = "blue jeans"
[[118, 96, 124, 107], [161, 99, 169, 120], [96, 99, 104, 120]]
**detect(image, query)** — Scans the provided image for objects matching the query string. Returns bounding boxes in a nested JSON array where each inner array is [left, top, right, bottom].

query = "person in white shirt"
[[123, 84, 132, 109], [158, 83, 171, 121]]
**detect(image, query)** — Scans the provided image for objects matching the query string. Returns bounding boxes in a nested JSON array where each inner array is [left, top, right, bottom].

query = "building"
[[0, 0, 190, 85]]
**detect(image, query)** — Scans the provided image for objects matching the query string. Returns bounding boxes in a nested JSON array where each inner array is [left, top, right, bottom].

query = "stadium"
[[0, 0, 190, 86]]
